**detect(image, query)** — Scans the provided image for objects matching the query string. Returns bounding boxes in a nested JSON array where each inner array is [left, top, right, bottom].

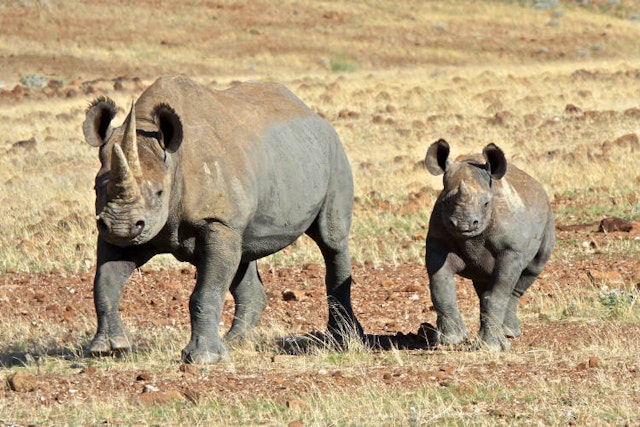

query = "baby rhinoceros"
[[82, 74, 363, 364], [424, 139, 555, 350]]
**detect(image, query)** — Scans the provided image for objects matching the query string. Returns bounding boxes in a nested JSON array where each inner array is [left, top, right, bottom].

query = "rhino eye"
[[156, 189, 163, 198]]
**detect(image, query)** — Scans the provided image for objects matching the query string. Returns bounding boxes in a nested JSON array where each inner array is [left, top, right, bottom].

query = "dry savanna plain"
[[1, 0, 640, 425]]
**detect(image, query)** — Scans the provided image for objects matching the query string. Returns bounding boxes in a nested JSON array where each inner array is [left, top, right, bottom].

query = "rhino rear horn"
[[122, 99, 142, 177], [83, 97, 116, 147], [482, 143, 507, 179], [109, 143, 140, 201], [425, 138, 450, 176]]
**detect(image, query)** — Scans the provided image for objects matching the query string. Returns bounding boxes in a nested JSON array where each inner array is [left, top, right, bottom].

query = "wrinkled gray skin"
[[82, 75, 363, 364], [424, 139, 555, 350]]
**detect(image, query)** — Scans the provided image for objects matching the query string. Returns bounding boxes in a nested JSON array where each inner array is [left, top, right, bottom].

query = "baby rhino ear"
[[482, 143, 507, 180], [424, 138, 450, 176]]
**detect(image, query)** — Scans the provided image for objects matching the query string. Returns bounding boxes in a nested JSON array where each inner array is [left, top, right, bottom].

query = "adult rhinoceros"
[[82, 75, 362, 364], [424, 139, 555, 351]]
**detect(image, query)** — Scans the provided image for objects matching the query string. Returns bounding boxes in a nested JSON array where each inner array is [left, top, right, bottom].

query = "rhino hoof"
[[502, 324, 522, 339], [181, 349, 229, 364], [88, 336, 111, 355], [473, 336, 511, 352], [88, 334, 133, 355], [436, 331, 468, 346]]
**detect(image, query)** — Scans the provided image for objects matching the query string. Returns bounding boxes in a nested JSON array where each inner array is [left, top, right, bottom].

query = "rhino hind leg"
[[502, 274, 538, 338], [225, 261, 267, 345], [307, 218, 364, 345], [504, 236, 554, 338]]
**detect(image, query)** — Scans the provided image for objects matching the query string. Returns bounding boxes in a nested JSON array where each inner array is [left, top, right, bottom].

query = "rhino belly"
[[240, 117, 335, 261]]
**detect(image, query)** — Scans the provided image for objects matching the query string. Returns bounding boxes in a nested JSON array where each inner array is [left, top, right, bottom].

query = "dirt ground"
[[1, 0, 640, 423], [1, 224, 639, 409]]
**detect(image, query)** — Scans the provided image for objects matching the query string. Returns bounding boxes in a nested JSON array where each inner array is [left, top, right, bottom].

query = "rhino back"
[[136, 75, 348, 259]]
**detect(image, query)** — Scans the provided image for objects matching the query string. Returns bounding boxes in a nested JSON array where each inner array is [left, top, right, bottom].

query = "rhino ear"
[[425, 138, 450, 176], [153, 103, 183, 154], [483, 143, 507, 179], [83, 97, 117, 147]]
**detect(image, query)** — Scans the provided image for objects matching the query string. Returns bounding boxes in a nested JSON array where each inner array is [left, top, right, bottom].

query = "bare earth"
[[1, 1, 640, 424], [1, 227, 639, 416]]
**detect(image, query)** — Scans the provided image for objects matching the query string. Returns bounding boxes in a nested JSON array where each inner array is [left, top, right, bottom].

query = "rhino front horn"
[[122, 99, 142, 178], [109, 143, 140, 201]]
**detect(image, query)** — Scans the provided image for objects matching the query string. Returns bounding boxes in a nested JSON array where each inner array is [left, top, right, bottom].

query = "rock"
[[565, 104, 581, 114], [136, 372, 153, 381], [587, 269, 623, 284], [599, 217, 633, 232], [588, 357, 600, 368], [286, 398, 307, 411], [282, 289, 304, 302], [137, 389, 185, 406], [10, 137, 38, 152], [404, 283, 422, 293], [80, 366, 97, 375], [7, 371, 37, 392], [179, 363, 201, 377]]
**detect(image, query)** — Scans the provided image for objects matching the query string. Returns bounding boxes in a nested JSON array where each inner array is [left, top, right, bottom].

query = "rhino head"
[[83, 97, 183, 246], [425, 139, 507, 238]]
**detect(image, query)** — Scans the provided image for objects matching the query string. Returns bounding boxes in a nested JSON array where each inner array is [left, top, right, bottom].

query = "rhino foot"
[[181, 338, 229, 364], [475, 329, 511, 351], [502, 322, 521, 338], [435, 317, 469, 346], [502, 311, 522, 338], [88, 332, 133, 355], [436, 331, 468, 346]]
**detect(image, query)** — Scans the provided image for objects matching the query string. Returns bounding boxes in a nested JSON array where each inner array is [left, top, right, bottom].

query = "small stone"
[[137, 389, 185, 406], [599, 217, 633, 233], [404, 283, 422, 293], [588, 357, 600, 368], [7, 371, 37, 392], [286, 398, 307, 411], [80, 366, 97, 375], [282, 289, 304, 302], [136, 372, 153, 381], [143, 384, 160, 393], [179, 363, 201, 376]]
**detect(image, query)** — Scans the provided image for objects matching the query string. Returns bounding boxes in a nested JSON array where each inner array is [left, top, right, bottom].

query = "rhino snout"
[[96, 214, 146, 239], [449, 215, 480, 232]]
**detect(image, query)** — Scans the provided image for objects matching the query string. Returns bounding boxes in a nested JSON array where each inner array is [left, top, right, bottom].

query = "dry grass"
[[1, 0, 640, 425]]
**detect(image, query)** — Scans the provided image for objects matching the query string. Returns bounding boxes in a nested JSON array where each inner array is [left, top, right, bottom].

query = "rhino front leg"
[[182, 223, 242, 364], [476, 251, 525, 350], [426, 241, 468, 345], [224, 261, 267, 345], [89, 238, 153, 355]]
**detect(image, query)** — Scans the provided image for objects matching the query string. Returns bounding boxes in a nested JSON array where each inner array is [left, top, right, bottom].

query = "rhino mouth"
[[446, 217, 484, 238], [96, 205, 149, 247]]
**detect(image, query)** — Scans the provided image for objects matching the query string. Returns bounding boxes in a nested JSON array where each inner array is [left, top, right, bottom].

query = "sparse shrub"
[[597, 285, 636, 316], [330, 56, 359, 73], [19, 73, 48, 88]]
